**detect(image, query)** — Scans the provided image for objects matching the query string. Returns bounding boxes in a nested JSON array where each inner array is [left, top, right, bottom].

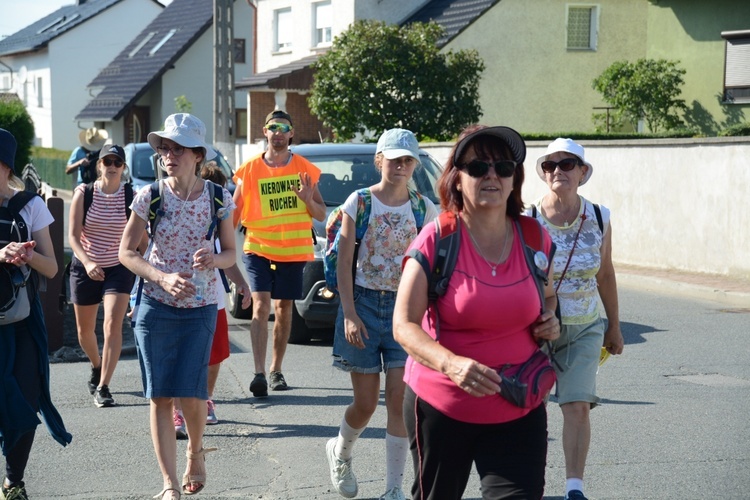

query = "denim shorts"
[[332, 286, 407, 374], [242, 253, 305, 300], [551, 317, 605, 406], [134, 295, 217, 399], [69, 256, 136, 305]]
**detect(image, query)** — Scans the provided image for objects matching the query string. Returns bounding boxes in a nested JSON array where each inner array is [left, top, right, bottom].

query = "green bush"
[[718, 123, 750, 137], [0, 100, 35, 171]]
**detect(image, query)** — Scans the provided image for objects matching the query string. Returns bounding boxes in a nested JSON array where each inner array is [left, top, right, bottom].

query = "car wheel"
[[288, 306, 311, 344], [228, 282, 252, 319]]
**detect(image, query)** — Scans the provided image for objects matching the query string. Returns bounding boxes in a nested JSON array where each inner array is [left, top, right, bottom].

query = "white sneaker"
[[325, 438, 358, 498], [380, 486, 406, 500]]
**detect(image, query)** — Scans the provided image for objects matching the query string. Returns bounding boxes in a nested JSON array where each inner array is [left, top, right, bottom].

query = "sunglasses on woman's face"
[[460, 159, 516, 178], [540, 157, 579, 174], [102, 157, 124, 168], [266, 123, 293, 133]]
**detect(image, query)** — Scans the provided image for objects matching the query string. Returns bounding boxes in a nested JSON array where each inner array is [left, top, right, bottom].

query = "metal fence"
[[30, 157, 75, 191]]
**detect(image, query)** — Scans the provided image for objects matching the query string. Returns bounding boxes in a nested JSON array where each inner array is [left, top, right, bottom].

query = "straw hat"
[[78, 127, 109, 151]]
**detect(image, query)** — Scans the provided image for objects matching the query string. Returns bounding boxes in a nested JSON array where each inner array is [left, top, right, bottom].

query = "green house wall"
[[444, 0, 750, 135]]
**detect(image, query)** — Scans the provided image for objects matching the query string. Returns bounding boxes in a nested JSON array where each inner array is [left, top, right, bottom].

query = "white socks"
[[335, 417, 365, 460], [566, 478, 584, 495], [385, 433, 408, 492]]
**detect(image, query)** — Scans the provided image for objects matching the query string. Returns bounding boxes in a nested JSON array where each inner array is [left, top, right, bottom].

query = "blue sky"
[[0, 0, 172, 39]]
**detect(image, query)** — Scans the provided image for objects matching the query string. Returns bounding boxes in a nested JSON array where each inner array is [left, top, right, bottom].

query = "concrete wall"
[[421, 137, 750, 280]]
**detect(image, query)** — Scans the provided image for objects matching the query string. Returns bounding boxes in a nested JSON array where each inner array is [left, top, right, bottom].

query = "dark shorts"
[[242, 253, 306, 300], [69, 257, 136, 306]]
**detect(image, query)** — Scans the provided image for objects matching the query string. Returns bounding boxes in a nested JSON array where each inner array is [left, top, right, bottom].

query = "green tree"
[[309, 20, 484, 141], [174, 95, 193, 113], [0, 99, 35, 170], [592, 59, 687, 133]]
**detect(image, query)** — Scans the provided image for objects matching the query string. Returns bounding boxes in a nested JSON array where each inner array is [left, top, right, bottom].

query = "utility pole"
[[214, 0, 235, 166]]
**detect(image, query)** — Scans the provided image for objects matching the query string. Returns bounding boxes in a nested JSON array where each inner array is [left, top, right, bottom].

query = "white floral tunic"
[[528, 196, 610, 325], [131, 181, 235, 308]]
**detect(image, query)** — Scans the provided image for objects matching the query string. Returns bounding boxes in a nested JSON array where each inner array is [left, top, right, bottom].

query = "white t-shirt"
[[12, 190, 55, 234], [341, 190, 438, 292]]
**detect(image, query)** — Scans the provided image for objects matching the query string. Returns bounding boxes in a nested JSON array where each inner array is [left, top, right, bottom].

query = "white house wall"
[[254, 0, 427, 74], [133, 1, 254, 148], [47, 0, 162, 150], [3, 52, 53, 147]]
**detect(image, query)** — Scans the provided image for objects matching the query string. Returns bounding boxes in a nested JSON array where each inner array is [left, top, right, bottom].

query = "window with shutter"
[[275, 8, 292, 52], [314, 1, 332, 47], [722, 31, 750, 103], [567, 5, 599, 51]]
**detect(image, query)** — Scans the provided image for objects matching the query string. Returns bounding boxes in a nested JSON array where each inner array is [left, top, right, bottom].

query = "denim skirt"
[[134, 294, 217, 399]]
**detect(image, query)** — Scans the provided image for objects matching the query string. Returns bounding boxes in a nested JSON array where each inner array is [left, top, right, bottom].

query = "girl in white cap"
[[528, 138, 624, 500], [325, 129, 438, 500]]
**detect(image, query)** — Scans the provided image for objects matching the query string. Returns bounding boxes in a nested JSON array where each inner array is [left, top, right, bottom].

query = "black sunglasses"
[[102, 157, 124, 168], [460, 159, 516, 178], [540, 158, 579, 174]]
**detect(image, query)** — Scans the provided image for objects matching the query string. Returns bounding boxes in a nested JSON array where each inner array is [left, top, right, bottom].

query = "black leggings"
[[403, 386, 548, 500], [5, 321, 40, 485]]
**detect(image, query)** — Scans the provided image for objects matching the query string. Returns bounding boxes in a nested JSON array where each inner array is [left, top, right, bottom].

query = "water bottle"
[[192, 271, 207, 301]]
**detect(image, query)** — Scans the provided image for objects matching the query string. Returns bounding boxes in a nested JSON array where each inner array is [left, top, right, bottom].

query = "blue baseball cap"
[[376, 128, 421, 164]]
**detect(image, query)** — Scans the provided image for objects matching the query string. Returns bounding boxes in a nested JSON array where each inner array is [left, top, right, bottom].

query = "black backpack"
[[0, 191, 39, 323]]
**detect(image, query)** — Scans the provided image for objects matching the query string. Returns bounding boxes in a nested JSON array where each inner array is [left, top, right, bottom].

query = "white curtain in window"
[[277, 9, 291, 47], [316, 2, 332, 30]]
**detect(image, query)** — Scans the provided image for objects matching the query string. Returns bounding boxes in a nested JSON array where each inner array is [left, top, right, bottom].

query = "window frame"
[[566, 4, 599, 51], [722, 31, 750, 104], [274, 8, 292, 53], [313, 1, 333, 48], [234, 38, 246, 63]]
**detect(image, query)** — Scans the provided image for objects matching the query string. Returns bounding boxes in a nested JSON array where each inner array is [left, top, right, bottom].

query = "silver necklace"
[[467, 221, 511, 277]]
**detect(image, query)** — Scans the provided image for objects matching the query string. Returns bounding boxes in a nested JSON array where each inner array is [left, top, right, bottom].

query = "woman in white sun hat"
[[119, 113, 236, 500], [526, 137, 624, 500]]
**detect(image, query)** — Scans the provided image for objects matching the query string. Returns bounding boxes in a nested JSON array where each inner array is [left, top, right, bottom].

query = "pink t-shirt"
[[403, 218, 553, 424]]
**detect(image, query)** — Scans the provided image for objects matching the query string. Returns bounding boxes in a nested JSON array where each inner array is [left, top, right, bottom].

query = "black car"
[[228, 143, 443, 343]]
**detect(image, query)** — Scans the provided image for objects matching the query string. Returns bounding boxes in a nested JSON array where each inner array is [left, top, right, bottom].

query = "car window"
[[132, 148, 157, 181], [308, 154, 441, 207]]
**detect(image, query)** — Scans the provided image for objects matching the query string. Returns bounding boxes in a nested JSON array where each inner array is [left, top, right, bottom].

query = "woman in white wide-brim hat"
[[527, 137, 624, 500], [119, 113, 235, 500]]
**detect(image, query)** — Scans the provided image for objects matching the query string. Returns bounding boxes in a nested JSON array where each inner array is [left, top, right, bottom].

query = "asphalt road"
[[22, 283, 750, 499]]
